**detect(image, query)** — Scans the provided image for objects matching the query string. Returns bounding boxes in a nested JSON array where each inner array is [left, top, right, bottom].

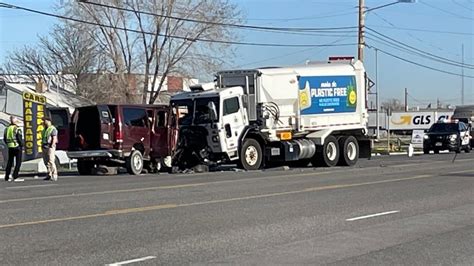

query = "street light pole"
[[358, 0, 365, 62], [358, 0, 416, 62]]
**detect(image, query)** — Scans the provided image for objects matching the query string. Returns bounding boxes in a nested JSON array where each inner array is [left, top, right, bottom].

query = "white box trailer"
[[171, 59, 371, 170]]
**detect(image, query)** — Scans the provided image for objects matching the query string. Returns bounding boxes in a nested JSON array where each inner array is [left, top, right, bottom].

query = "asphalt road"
[[0, 153, 473, 265]]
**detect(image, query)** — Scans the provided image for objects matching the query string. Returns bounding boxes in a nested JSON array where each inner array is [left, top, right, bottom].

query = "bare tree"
[[2, 0, 241, 104], [381, 98, 405, 111], [64, 0, 240, 103]]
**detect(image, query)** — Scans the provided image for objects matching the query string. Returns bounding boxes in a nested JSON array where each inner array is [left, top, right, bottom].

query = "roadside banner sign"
[[22, 92, 47, 160], [411, 129, 425, 149]]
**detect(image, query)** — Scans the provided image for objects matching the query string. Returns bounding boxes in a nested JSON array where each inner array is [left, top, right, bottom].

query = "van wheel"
[[126, 150, 144, 175], [77, 159, 94, 175], [312, 135, 339, 167], [338, 136, 359, 166], [239, 139, 263, 171]]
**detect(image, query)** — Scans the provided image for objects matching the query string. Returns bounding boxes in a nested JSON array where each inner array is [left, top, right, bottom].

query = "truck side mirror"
[[208, 101, 218, 121]]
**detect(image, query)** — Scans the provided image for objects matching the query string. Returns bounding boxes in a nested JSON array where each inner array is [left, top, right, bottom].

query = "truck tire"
[[338, 136, 359, 166], [77, 159, 94, 175], [239, 139, 263, 171], [312, 135, 339, 167], [126, 150, 144, 175]]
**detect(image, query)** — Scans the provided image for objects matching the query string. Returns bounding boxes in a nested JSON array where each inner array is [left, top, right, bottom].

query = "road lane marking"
[[346, 210, 400, 221], [6, 184, 58, 189], [0, 170, 353, 204], [107, 256, 156, 265], [0, 157, 457, 204], [0, 174, 433, 229]]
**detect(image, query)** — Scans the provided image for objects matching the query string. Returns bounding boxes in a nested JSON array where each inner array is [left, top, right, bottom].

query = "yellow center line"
[[0, 174, 433, 229], [0, 159, 468, 204]]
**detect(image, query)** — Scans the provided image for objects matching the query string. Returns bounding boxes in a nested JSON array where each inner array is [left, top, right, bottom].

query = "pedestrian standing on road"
[[41, 116, 58, 181], [3, 116, 24, 182]]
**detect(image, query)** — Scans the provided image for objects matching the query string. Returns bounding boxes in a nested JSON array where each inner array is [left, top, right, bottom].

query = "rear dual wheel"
[[338, 136, 359, 166], [312, 135, 359, 167], [312, 136, 340, 167]]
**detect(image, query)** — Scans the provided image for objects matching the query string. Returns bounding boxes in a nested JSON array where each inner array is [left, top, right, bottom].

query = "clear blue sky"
[[1, 0, 473, 107]]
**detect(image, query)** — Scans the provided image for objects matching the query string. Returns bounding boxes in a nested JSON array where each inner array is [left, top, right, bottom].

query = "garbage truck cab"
[[171, 58, 372, 171]]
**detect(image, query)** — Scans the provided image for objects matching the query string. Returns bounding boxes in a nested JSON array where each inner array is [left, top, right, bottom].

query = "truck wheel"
[[312, 135, 339, 167], [77, 159, 94, 175], [338, 136, 359, 166], [126, 150, 144, 175], [240, 139, 263, 171]]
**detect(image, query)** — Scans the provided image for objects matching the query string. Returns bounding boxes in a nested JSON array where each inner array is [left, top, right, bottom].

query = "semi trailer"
[[170, 58, 372, 171]]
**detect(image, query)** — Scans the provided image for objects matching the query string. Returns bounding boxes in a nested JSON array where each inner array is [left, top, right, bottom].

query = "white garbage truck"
[[170, 58, 372, 171]]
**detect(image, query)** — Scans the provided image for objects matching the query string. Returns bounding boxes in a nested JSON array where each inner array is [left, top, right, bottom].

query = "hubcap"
[[133, 154, 142, 170], [347, 142, 357, 161], [326, 142, 337, 161], [245, 145, 258, 166]]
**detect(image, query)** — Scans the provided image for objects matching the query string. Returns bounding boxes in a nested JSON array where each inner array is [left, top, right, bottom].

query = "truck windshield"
[[172, 97, 220, 125]]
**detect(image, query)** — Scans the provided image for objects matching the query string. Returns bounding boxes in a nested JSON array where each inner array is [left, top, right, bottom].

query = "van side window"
[[123, 108, 148, 127], [157, 111, 167, 127], [223, 97, 239, 116]]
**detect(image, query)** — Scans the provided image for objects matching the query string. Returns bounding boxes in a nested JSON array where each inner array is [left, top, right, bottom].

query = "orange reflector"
[[279, 132, 292, 140]]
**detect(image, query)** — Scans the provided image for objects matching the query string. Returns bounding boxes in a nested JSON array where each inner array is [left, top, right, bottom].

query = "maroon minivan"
[[67, 104, 178, 175]]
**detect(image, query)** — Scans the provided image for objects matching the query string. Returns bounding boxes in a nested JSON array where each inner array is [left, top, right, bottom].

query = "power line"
[[236, 35, 353, 68], [371, 12, 471, 60], [369, 25, 474, 36], [366, 45, 474, 78], [419, 0, 474, 21], [0, 2, 357, 48], [76, 1, 357, 33], [365, 35, 474, 69], [451, 0, 474, 11], [366, 27, 474, 68]]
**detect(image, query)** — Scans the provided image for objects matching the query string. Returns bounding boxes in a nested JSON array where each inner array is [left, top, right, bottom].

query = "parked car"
[[67, 104, 179, 175], [423, 120, 471, 154]]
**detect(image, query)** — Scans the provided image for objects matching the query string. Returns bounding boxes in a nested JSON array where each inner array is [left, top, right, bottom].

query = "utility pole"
[[462, 44, 465, 105], [404, 88, 408, 112], [358, 0, 365, 62]]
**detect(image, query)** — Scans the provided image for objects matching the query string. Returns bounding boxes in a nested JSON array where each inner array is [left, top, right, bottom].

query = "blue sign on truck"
[[298, 75, 357, 114]]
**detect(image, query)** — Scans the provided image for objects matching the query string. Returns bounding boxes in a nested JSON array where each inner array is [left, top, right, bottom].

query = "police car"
[[423, 119, 472, 154]]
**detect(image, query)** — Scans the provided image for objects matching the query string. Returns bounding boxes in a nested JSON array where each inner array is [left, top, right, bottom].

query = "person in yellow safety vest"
[[3, 116, 24, 182], [41, 116, 58, 181]]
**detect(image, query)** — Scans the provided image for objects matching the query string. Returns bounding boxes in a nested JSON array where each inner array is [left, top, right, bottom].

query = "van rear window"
[[123, 108, 148, 127]]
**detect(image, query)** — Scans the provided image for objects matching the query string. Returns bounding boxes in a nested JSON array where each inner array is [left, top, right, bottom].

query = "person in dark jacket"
[[4, 116, 24, 182]]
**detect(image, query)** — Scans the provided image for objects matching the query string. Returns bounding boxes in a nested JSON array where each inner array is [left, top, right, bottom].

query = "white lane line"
[[107, 256, 156, 265], [6, 184, 58, 189], [346, 210, 400, 221]]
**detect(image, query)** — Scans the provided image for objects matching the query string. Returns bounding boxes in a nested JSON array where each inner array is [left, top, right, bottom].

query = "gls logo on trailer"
[[392, 115, 450, 125], [389, 112, 453, 130]]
